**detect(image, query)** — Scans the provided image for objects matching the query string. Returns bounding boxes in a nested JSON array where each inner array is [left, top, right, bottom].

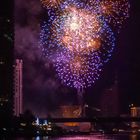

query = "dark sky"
[[117, 0, 140, 111], [15, 0, 140, 117]]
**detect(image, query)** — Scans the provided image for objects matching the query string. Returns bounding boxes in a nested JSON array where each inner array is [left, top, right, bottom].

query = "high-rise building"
[[14, 59, 23, 116], [130, 107, 140, 128]]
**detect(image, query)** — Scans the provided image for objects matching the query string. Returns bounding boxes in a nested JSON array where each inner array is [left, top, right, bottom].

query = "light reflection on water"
[[49, 135, 114, 140], [2, 134, 140, 140], [30, 134, 140, 140]]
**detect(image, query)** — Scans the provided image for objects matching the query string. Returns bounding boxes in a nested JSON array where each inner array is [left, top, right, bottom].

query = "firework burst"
[[98, 0, 130, 29], [55, 52, 102, 89], [40, 0, 61, 9], [52, 6, 102, 54], [39, 0, 130, 89]]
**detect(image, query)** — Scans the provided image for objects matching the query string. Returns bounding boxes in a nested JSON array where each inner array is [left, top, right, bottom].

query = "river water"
[[2, 134, 140, 140]]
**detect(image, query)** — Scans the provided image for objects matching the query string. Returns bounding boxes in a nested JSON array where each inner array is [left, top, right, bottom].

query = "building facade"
[[14, 59, 23, 116], [130, 107, 140, 128]]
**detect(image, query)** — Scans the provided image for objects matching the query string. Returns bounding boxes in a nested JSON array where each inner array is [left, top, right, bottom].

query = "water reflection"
[[50, 135, 113, 140], [32, 134, 140, 140], [32, 136, 49, 140], [2, 134, 140, 140], [51, 134, 140, 140]]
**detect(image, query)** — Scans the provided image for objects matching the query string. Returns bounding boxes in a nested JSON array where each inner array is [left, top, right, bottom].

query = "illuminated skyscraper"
[[14, 59, 23, 116]]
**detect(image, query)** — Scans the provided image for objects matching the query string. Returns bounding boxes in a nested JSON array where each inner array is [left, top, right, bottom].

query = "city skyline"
[[0, 0, 140, 118]]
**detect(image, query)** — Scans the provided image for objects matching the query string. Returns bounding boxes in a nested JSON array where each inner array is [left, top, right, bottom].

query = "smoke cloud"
[[15, 0, 71, 117]]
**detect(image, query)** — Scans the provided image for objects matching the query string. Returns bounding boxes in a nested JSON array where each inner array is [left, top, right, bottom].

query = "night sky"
[[15, 0, 140, 117]]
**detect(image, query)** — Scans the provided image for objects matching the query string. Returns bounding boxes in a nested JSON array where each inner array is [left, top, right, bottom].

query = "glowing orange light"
[[70, 56, 82, 74], [69, 56, 89, 75], [87, 38, 101, 51], [101, 5, 113, 15], [58, 7, 102, 53], [61, 106, 81, 127], [40, 0, 60, 8], [62, 35, 70, 44]]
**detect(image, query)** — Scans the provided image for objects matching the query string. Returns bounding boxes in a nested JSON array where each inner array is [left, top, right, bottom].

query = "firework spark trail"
[[40, 0, 61, 9], [98, 0, 130, 29], [39, 0, 130, 89], [55, 52, 102, 89], [40, 4, 115, 61]]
